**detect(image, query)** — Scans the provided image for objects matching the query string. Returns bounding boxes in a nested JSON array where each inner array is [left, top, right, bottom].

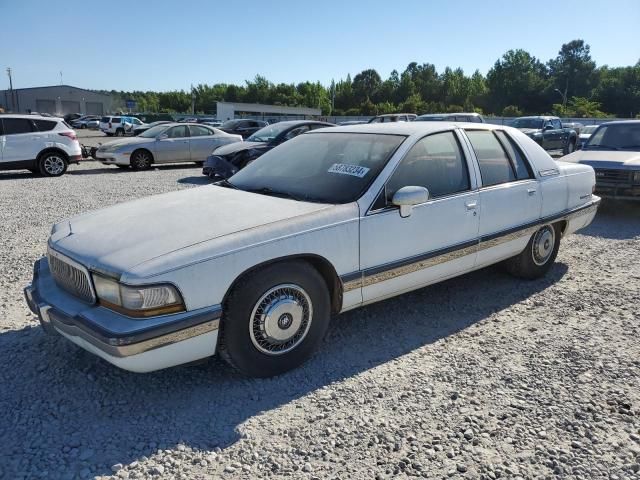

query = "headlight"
[[93, 274, 185, 317]]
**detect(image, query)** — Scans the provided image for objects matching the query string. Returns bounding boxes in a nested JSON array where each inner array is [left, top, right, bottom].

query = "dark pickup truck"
[[512, 116, 578, 155]]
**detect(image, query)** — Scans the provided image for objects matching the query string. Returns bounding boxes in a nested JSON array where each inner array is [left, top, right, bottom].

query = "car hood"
[[49, 186, 335, 278], [561, 150, 640, 168], [213, 141, 263, 156], [517, 128, 542, 135]]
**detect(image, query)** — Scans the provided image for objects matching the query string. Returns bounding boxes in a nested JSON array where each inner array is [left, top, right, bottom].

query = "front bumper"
[[96, 151, 130, 166], [24, 258, 221, 372], [203, 154, 238, 178], [594, 183, 640, 200]]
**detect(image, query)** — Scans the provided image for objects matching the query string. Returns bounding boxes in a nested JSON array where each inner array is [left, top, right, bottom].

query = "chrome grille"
[[594, 169, 633, 184], [47, 249, 96, 303]]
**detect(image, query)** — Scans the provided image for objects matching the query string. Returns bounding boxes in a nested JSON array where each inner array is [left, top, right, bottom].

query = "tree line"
[[108, 40, 640, 118]]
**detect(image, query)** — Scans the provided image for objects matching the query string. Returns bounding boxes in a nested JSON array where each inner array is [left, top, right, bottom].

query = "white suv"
[[99, 116, 144, 136], [0, 115, 82, 176]]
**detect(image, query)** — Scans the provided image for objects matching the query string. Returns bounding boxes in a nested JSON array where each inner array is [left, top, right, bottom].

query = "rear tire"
[[564, 139, 576, 155], [218, 261, 331, 377], [38, 152, 68, 177], [504, 224, 561, 279], [130, 149, 153, 170]]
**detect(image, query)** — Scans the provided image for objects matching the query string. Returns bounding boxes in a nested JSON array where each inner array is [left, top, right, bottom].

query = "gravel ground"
[[0, 137, 639, 479]]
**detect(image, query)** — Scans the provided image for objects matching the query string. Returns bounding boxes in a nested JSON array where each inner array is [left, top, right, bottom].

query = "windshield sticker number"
[[328, 163, 370, 178]]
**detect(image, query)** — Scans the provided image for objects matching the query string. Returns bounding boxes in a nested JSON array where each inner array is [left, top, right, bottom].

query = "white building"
[[216, 101, 321, 121], [0, 85, 114, 115]]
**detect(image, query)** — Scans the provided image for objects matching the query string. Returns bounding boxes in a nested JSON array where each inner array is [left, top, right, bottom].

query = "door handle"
[[465, 201, 477, 210], [527, 188, 537, 196]]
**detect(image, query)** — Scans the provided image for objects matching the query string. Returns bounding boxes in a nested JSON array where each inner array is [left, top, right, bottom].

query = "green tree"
[[486, 49, 549, 114], [352, 69, 382, 103], [548, 40, 597, 102]]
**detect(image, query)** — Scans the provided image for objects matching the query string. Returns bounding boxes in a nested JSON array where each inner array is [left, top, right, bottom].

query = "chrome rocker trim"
[[341, 198, 600, 291]]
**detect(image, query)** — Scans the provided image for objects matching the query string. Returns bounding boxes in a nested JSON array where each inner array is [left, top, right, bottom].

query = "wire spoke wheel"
[[532, 225, 556, 266], [249, 284, 313, 356], [43, 155, 65, 175]]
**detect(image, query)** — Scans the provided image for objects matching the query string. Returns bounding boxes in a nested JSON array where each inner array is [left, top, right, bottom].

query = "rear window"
[[101, 117, 109, 122], [33, 119, 58, 131], [2, 118, 34, 134]]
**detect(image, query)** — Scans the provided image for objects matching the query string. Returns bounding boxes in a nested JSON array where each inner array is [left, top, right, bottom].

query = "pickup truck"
[[512, 116, 578, 155]]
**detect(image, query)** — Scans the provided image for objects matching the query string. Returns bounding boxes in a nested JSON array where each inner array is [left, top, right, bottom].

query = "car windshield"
[[139, 125, 169, 138], [511, 118, 544, 129], [582, 125, 598, 134], [246, 123, 293, 142], [583, 123, 640, 151], [228, 132, 406, 203], [221, 120, 241, 129]]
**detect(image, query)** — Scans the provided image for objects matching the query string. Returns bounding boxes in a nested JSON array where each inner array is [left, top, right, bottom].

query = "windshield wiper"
[[584, 144, 620, 150], [244, 187, 306, 201]]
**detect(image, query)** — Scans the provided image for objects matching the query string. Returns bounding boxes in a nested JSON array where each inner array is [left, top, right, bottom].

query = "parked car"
[[337, 120, 368, 126], [25, 122, 599, 377], [63, 113, 83, 123], [0, 114, 82, 176], [415, 112, 484, 123], [561, 120, 640, 200], [218, 119, 269, 138], [202, 120, 334, 178], [577, 124, 598, 149], [368, 113, 417, 123], [132, 120, 172, 136], [71, 115, 100, 129], [512, 116, 578, 155], [86, 119, 100, 129], [95, 123, 242, 169], [99, 116, 144, 136]]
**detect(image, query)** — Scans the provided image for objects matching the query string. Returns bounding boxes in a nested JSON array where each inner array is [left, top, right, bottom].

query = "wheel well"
[[131, 148, 154, 163], [37, 148, 68, 162], [553, 220, 568, 237], [223, 255, 343, 314]]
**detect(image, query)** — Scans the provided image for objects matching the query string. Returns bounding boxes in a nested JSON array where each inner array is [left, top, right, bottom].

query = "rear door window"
[[188, 125, 212, 137], [2, 118, 34, 134], [465, 130, 516, 186], [33, 119, 58, 131], [112, 117, 121, 124]]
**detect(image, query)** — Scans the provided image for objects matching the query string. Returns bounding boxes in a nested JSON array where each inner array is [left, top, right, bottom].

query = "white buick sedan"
[[25, 122, 600, 377]]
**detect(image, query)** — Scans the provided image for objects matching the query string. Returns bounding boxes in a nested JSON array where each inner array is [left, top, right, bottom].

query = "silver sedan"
[[95, 123, 243, 170]]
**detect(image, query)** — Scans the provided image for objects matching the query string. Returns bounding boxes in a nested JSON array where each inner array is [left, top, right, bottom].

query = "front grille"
[[594, 168, 633, 184], [48, 249, 96, 303]]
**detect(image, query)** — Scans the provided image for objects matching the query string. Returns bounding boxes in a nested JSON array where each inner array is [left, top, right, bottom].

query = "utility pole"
[[191, 84, 195, 115], [60, 71, 63, 85], [6, 67, 15, 112]]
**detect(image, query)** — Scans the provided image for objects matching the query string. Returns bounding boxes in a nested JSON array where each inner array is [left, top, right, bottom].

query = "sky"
[[1, 0, 639, 92]]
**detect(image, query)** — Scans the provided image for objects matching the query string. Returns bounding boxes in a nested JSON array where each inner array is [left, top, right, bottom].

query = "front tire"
[[219, 261, 331, 377], [38, 152, 68, 177], [130, 149, 153, 170], [505, 224, 561, 279]]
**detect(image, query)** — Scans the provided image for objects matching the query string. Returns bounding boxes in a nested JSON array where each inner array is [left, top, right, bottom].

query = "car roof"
[[515, 116, 558, 120], [596, 120, 640, 126], [0, 113, 62, 121], [312, 121, 503, 136]]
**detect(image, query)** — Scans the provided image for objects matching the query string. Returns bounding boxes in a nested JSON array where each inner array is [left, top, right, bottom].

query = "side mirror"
[[543, 125, 554, 131], [391, 186, 430, 218], [157, 133, 168, 140]]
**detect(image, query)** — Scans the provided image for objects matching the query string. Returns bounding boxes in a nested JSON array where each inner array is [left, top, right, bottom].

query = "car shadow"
[[578, 199, 640, 240], [0, 263, 567, 478], [177, 175, 211, 185]]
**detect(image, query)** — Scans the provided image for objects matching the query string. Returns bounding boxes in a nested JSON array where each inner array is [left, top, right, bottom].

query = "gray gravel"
[[1, 136, 639, 479]]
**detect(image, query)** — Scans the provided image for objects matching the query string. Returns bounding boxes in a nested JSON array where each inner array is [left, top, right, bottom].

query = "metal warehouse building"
[[216, 101, 321, 121], [0, 85, 114, 116]]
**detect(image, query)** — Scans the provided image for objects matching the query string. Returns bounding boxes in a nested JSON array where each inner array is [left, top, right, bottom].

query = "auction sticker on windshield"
[[328, 163, 370, 178]]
